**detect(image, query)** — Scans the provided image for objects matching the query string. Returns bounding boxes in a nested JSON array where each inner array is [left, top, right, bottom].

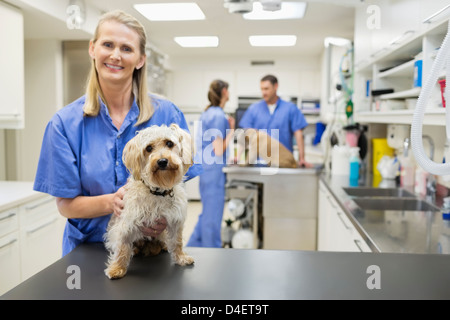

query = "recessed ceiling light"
[[174, 36, 219, 48], [249, 35, 297, 47], [134, 3, 205, 21], [244, 2, 307, 20]]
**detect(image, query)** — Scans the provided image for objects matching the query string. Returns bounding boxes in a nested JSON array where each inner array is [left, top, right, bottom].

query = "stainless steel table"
[[2, 243, 450, 300]]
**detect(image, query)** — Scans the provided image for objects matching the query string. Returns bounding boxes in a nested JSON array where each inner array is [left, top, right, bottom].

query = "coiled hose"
[[411, 21, 450, 175]]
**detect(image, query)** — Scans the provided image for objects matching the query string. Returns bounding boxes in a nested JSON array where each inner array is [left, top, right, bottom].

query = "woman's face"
[[89, 20, 145, 87]]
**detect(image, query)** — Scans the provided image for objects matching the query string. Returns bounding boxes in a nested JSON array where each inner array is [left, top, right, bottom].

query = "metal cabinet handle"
[[326, 195, 337, 209], [0, 212, 16, 222], [24, 197, 54, 211], [26, 217, 57, 234], [354, 239, 364, 252], [337, 211, 352, 230], [0, 238, 17, 250]]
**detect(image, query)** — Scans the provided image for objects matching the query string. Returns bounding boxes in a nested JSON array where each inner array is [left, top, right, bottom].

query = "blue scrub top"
[[195, 106, 230, 168], [238, 98, 308, 152], [34, 94, 202, 256]]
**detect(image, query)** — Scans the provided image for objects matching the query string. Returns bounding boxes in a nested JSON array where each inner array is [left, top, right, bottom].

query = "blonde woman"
[[34, 10, 201, 256]]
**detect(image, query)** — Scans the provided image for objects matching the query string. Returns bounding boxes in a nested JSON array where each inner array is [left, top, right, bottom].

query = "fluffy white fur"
[[104, 124, 194, 279]]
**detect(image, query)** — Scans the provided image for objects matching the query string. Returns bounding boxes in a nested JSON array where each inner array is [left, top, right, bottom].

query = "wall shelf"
[[378, 59, 415, 79], [379, 87, 421, 100], [354, 15, 449, 126], [355, 108, 446, 126]]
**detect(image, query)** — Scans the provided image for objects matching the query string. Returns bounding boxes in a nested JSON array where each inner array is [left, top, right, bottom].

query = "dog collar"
[[149, 187, 174, 197], [141, 180, 174, 197]]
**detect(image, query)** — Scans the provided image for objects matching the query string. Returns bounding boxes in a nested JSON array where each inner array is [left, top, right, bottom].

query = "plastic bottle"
[[438, 197, 450, 254], [349, 147, 360, 187], [414, 165, 429, 196], [399, 155, 415, 188]]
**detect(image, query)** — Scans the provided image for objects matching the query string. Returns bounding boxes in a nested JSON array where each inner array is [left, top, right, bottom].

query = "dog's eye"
[[166, 140, 174, 148], [145, 145, 153, 153]]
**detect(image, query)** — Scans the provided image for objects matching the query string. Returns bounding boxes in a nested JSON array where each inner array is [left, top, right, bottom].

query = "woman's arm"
[[212, 116, 235, 156], [56, 187, 125, 219]]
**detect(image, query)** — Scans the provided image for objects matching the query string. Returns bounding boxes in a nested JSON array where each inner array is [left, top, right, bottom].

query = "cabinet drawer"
[[0, 231, 21, 295], [0, 207, 19, 238], [20, 215, 61, 281], [19, 196, 57, 226]]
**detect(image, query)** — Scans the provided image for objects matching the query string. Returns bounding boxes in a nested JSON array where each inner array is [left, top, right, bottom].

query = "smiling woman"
[[33, 10, 202, 256]]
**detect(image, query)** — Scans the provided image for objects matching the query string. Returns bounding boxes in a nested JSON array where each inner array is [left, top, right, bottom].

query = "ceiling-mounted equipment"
[[224, 0, 254, 14], [260, 0, 282, 11]]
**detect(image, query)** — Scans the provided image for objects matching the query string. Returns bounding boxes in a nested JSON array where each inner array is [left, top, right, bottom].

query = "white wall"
[[166, 55, 322, 113], [6, 39, 63, 181]]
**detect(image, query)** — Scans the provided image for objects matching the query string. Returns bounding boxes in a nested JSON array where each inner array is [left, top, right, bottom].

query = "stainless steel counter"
[[320, 173, 448, 254]]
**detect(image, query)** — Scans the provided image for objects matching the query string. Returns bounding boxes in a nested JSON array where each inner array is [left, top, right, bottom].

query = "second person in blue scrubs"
[[239, 74, 311, 168], [187, 80, 235, 247]]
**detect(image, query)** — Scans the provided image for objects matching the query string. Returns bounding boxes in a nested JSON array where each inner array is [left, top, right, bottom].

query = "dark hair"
[[206, 79, 229, 110], [261, 74, 278, 85]]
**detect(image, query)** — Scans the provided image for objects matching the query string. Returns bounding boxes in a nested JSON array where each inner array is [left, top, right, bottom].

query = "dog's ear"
[[170, 124, 193, 174], [122, 135, 142, 180]]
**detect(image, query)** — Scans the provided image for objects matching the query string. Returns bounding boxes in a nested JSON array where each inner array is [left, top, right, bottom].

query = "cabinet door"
[[20, 215, 61, 280], [318, 181, 372, 253], [19, 196, 64, 281], [0, 2, 24, 128], [0, 231, 21, 295], [317, 182, 332, 250]]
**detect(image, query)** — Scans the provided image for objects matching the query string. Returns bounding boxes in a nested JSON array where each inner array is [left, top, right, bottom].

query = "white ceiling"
[[16, 0, 362, 58]]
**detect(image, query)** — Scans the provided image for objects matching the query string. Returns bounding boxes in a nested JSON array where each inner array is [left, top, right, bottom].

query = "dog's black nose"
[[157, 158, 169, 169]]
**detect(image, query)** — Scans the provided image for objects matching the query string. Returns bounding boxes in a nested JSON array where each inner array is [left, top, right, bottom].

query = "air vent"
[[251, 60, 275, 66]]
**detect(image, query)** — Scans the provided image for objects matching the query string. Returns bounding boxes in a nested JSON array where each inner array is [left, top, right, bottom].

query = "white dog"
[[104, 124, 194, 279]]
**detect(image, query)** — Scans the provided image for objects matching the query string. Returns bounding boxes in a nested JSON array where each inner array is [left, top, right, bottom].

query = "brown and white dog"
[[237, 128, 298, 168], [104, 124, 194, 279]]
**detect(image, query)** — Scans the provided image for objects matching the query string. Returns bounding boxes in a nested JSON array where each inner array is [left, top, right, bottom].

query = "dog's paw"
[[174, 254, 194, 266], [105, 264, 127, 279]]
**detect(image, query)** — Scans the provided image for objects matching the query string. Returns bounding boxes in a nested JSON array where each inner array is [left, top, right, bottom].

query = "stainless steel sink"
[[352, 198, 440, 212], [343, 187, 416, 198]]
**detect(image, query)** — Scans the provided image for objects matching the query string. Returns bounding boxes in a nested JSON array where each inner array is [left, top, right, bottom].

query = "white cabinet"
[[318, 181, 371, 252], [0, 231, 21, 295], [0, 193, 64, 295], [0, 206, 21, 295], [19, 197, 64, 281], [353, 2, 450, 126], [0, 2, 24, 129]]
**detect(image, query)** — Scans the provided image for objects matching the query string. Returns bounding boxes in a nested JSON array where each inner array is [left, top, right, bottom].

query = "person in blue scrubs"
[[187, 80, 235, 247], [33, 10, 201, 256], [239, 74, 311, 168]]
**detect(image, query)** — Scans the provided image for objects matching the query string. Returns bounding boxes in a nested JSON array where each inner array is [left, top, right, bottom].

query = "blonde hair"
[[84, 10, 153, 125]]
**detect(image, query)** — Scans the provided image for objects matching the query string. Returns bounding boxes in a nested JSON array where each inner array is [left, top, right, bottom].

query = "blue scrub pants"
[[187, 165, 225, 247]]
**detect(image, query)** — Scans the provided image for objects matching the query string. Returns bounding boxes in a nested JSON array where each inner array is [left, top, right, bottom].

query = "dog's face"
[[123, 124, 193, 189]]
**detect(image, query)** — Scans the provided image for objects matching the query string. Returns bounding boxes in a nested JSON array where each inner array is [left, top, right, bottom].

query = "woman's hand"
[[112, 186, 126, 217], [228, 115, 235, 130], [113, 186, 167, 237], [140, 217, 168, 238]]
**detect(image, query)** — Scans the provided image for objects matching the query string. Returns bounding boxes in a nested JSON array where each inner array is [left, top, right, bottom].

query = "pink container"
[[439, 79, 446, 108]]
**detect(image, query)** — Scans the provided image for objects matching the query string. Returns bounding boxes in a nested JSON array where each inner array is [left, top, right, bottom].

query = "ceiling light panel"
[[134, 3, 205, 21], [174, 36, 219, 48], [249, 35, 297, 47], [244, 2, 307, 20]]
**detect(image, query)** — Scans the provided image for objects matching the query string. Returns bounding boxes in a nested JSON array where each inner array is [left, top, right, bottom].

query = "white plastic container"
[[331, 145, 350, 176]]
